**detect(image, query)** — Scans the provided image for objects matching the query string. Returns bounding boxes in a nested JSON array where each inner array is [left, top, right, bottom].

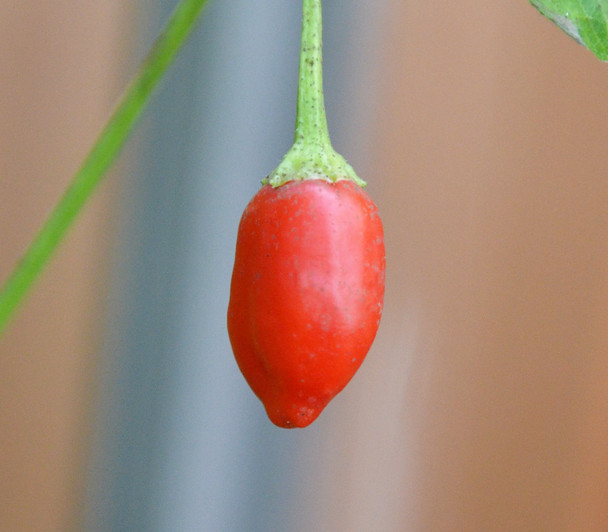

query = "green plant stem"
[[264, 0, 365, 188], [0, 0, 210, 338], [294, 0, 330, 146]]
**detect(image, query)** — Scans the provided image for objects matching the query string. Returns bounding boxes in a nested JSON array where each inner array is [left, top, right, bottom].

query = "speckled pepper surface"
[[227, 179, 385, 427]]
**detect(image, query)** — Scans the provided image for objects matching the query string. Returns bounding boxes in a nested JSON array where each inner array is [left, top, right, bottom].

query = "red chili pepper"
[[228, 179, 384, 427], [227, 0, 385, 427]]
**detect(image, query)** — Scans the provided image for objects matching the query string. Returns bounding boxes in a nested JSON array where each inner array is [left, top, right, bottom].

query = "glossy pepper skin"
[[227, 179, 385, 428]]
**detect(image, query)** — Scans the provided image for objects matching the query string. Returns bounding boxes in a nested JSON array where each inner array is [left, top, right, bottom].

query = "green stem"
[[0, 0, 210, 338], [264, 0, 365, 188], [294, 0, 330, 146]]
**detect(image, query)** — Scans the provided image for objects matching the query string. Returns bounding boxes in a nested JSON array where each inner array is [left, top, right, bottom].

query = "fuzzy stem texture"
[[264, 0, 365, 188]]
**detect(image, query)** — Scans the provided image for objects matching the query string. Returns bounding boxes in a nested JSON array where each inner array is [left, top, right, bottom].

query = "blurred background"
[[2, 1, 608, 530]]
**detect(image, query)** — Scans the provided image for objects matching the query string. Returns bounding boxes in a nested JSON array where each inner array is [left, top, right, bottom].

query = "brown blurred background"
[[0, 2, 130, 530], [2, 1, 608, 531], [332, 3, 608, 530]]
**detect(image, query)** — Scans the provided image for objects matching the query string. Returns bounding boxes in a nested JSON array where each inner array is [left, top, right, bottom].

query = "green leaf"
[[530, 0, 608, 60]]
